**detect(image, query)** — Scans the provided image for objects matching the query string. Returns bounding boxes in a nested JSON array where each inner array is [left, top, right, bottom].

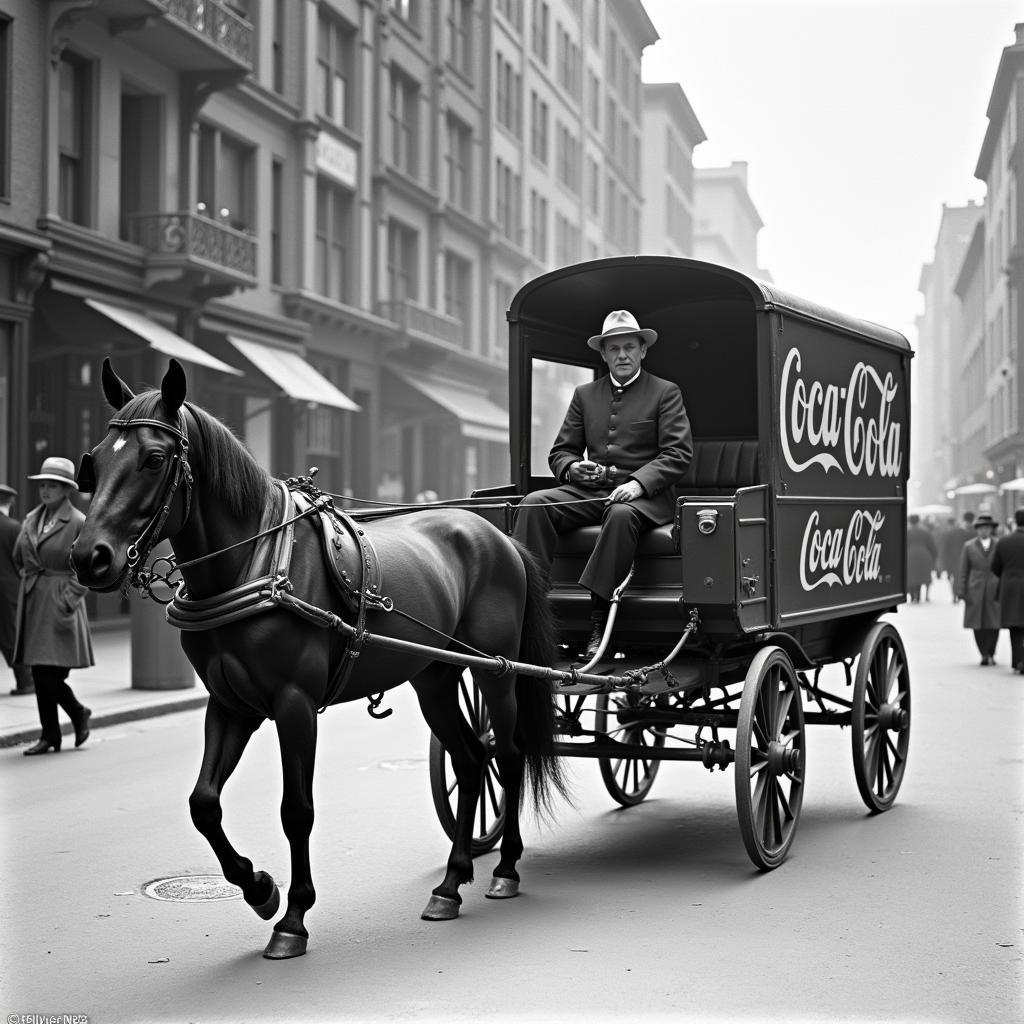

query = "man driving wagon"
[[513, 309, 693, 659]]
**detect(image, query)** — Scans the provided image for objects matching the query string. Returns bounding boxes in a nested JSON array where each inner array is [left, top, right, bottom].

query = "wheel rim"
[[735, 648, 805, 870], [853, 623, 911, 813], [428, 673, 506, 855], [596, 692, 665, 807]]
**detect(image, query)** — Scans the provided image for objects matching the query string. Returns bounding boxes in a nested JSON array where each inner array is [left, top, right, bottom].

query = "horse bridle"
[[79, 410, 194, 591]]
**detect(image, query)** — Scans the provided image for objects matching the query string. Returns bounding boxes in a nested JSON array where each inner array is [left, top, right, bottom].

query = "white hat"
[[27, 456, 79, 490], [586, 309, 658, 351]]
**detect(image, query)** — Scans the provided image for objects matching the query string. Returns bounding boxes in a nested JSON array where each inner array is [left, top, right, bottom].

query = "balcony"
[[127, 212, 257, 295], [102, 0, 253, 74], [377, 298, 465, 349]]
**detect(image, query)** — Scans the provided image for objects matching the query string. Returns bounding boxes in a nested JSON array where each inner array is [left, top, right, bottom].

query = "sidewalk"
[[0, 622, 207, 749]]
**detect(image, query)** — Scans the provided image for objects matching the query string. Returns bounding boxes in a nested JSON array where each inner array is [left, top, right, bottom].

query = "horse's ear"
[[160, 358, 187, 417], [101, 358, 135, 410]]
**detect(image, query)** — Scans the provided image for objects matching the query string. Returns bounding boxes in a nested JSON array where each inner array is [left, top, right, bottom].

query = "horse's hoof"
[[485, 877, 520, 899], [421, 894, 461, 921], [263, 931, 308, 959], [248, 875, 280, 921]]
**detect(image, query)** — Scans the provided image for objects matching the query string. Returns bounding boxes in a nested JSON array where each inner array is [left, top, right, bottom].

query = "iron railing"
[[127, 212, 257, 279], [377, 298, 466, 348], [165, 0, 253, 65]]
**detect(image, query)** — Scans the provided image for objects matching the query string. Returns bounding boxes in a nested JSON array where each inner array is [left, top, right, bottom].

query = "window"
[[58, 52, 92, 225], [556, 25, 581, 99], [445, 114, 472, 211], [388, 0, 420, 28], [119, 89, 162, 241], [530, 91, 548, 163], [387, 219, 418, 301], [197, 125, 255, 231], [306, 356, 347, 457], [496, 54, 521, 137], [531, 0, 549, 63], [315, 178, 354, 302], [389, 65, 419, 176], [0, 17, 9, 200], [588, 0, 600, 45], [530, 189, 548, 262], [271, 159, 284, 285], [554, 212, 580, 265], [318, 11, 356, 130], [586, 156, 599, 216], [587, 69, 600, 131], [272, 0, 285, 94], [556, 122, 580, 194], [495, 158, 521, 242], [447, 0, 473, 75], [497, 0, 522, 31], [444, 251, 472, 340]]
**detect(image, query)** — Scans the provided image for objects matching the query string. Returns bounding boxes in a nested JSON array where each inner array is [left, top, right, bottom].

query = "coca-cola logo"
[[799, 508, 885, 591], [780, 347, 903, 478]]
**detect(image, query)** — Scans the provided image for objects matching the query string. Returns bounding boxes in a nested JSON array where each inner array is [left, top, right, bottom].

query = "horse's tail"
[[510, 538, 572, 817]]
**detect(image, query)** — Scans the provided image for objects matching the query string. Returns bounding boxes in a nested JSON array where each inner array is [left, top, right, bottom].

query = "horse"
[[71, 358, 568, 960]]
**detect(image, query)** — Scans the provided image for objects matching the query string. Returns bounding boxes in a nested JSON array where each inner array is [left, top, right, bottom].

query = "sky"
[[640, 0, 1022, 343]]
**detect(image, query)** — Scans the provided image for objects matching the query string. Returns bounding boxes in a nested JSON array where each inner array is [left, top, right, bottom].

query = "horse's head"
[[72, 358, 191, 591]]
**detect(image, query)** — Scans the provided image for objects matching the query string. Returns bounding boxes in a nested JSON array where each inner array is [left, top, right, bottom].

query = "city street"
[[1, 579, 1021, 1024]]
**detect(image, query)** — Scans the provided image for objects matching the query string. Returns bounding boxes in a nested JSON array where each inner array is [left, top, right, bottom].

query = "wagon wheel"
[[594, 691, 666, 806], [734, 646, 806, 870], [852, 621, 911, 813], [428, 672, 506, 855]]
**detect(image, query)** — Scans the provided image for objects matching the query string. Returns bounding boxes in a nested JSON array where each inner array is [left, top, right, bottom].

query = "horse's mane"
[[116, 391, 274, 519]]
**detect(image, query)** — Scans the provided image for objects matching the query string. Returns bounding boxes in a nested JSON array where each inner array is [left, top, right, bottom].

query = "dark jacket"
[[992, 528, 1024, 627], [13, 498, 94, 667], [939, 525, 973, 576], [0, 512, 21, 663], [548, 369, 693, 525], [957, 536, 1000, 629], [906, 524, 937, 590]]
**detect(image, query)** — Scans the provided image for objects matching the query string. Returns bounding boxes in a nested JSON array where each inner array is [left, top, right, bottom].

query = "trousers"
[[971, 628, 999, 659], [33, 665, 86, 746], [512, 486, 657, 601]]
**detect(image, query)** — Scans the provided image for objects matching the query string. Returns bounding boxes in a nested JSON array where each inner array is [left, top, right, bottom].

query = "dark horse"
[[71, 358, 566, 959]]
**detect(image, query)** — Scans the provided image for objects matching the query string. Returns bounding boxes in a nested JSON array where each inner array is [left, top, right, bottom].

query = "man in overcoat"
[[0, 484, 34, 694], [513, 309, 693, 658], [940, 511, 974, 603], [991, 506, 1024, 673], [956, 512, 1001, 664]]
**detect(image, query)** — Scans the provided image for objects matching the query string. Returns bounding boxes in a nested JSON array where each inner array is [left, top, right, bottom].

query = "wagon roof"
[[509, 256, 911, 353]]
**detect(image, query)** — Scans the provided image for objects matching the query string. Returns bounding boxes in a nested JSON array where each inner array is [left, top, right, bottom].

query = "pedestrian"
[[0, 484, 35, 694], [939, 511, 974, 603], [512, 309, 692, 659], [992, 506, 1024, 674], [14, 457, 94, 755], [956, 513, 1001, 665], [906, 513, 937, 603]]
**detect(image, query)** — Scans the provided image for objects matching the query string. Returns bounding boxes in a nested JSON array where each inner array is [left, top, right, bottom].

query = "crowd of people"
[[908, 507, 1024, 671]]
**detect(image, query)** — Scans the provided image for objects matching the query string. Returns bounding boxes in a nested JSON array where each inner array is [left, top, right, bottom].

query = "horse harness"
[[93, 409, 391, 715]]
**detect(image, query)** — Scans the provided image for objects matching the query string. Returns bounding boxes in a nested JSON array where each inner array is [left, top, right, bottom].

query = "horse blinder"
[[77, 452, 97, 493]]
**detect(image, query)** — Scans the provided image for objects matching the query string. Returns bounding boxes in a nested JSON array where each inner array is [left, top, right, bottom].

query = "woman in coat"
[[14, 456, 94, 755], [956, 513, 1001, 665]]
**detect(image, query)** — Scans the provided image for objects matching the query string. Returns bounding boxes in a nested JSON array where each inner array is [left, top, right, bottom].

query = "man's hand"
[[608, 479, 643, 503], [568, 460, 605, 488]]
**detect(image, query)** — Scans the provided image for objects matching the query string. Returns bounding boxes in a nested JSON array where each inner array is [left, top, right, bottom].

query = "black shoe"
[[74, 707, 92, 748], [9, 686, 34, 695], [24, 738, 60, 756], [584, 614, 608, 661]]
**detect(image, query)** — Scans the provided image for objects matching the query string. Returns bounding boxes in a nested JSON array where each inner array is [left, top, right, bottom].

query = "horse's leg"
[[189, 699, 280, 919], [412, 665, 486, 921], [263, 683, 317, 960], [475, 673, 526, 899]]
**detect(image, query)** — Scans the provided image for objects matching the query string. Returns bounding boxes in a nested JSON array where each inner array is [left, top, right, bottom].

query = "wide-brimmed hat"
[[27, 456, 78, 490], [586, 310, 658, 351], [974, 513, 997, 528], [0, 483, 16, 499]]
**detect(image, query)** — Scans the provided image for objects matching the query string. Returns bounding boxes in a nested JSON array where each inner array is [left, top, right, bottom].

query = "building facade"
[[692, 160, 768, 279], [1, 0, 656, 620]]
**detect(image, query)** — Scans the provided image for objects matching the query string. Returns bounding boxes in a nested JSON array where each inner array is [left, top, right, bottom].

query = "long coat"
[[0, 512, 21, 664], [939, 524, 973, 577], [956, 536, 1000, 629], [906, 523, 937, 591], [548, 369, 693, 525], [13, 498, 94, 668], [992, 528, 1024, 627]]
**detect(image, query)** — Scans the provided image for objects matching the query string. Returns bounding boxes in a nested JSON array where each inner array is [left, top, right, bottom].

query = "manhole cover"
[[142, 875, 242, 903]]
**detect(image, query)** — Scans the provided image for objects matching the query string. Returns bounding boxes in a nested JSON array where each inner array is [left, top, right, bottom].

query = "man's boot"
[[9, 663, 34, 695]]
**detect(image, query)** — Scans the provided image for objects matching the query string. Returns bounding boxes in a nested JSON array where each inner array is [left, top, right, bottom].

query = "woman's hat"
[[0, 483, 16, 498], [587, 310, 658, 351], [974, 513, 997, 528], [27, 456, 78, 490]]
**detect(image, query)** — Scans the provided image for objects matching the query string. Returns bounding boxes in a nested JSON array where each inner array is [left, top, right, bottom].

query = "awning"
[[85, 299, 242, 375], [953, 482, 998, 496], [390, 369, 508, 444], [1000, 478, 1024, 492], [227, 335, 360, 411]]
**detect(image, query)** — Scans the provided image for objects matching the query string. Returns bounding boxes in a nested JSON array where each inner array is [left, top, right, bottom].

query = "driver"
[[512, 310, 692, 659]]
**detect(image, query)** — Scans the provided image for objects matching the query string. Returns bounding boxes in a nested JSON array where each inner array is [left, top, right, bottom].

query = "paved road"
[[1, 580, 1021, 1023]]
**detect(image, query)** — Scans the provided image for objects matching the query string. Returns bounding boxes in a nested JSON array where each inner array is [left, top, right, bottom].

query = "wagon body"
[[486, 255, 912, 663]]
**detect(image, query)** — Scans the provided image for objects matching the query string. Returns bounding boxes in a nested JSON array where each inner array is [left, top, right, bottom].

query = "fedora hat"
[[973, 512, 997, 528], [27, 456, 78, 490], [0, 483, 16, 499], [586, 310, 658, 351]]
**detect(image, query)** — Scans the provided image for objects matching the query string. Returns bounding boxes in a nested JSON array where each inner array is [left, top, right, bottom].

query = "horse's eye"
[[144, 452, 166, 470]]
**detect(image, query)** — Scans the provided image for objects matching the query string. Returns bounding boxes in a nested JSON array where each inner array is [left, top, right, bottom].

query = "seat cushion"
[[555, 523, 677, 558]]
